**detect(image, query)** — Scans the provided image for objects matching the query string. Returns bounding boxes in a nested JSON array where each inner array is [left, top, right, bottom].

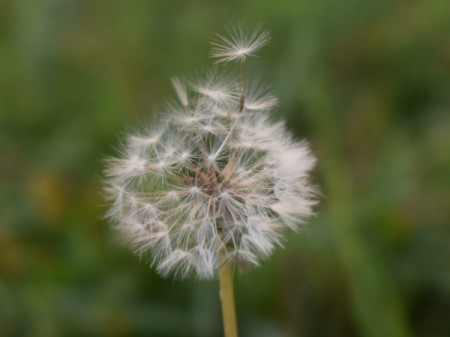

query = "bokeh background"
[[1, 0, 449, 336]]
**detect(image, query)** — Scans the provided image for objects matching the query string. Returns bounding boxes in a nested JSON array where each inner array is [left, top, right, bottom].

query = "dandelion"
[[104, 24, 318, 337], [211, 23, 270, 63]]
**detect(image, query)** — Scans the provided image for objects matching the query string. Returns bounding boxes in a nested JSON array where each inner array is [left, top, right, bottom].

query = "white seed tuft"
[[210, 23, 270, 64]]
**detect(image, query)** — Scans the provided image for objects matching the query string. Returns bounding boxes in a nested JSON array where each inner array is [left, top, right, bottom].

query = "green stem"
[[219, 258, 238, 337]]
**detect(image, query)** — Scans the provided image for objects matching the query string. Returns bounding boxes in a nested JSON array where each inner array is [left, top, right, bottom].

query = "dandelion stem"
[[219, 258, 238, 337]]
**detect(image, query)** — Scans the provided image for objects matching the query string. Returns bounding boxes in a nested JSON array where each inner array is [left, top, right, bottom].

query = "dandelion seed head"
[[104, 25, 318, 280]]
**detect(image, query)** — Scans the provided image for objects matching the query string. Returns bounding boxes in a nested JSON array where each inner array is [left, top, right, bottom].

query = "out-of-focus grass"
[[1, 0, 449, 336]]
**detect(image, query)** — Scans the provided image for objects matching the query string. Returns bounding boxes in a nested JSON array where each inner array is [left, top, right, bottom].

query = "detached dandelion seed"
[[104, 24, 318, 337]]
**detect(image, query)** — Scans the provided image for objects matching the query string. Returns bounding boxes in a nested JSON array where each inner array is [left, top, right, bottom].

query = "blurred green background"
[[1, 0, 449, 336]]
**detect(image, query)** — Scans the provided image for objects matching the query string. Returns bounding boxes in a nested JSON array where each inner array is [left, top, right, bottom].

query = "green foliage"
[[1, 0, 449, 336]]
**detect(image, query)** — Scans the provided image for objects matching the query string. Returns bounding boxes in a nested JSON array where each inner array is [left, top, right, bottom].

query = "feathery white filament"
[[210, 23, 270, 64]]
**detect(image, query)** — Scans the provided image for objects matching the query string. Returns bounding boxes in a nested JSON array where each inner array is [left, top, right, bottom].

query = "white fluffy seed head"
[[104, 25, 318, 280]]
